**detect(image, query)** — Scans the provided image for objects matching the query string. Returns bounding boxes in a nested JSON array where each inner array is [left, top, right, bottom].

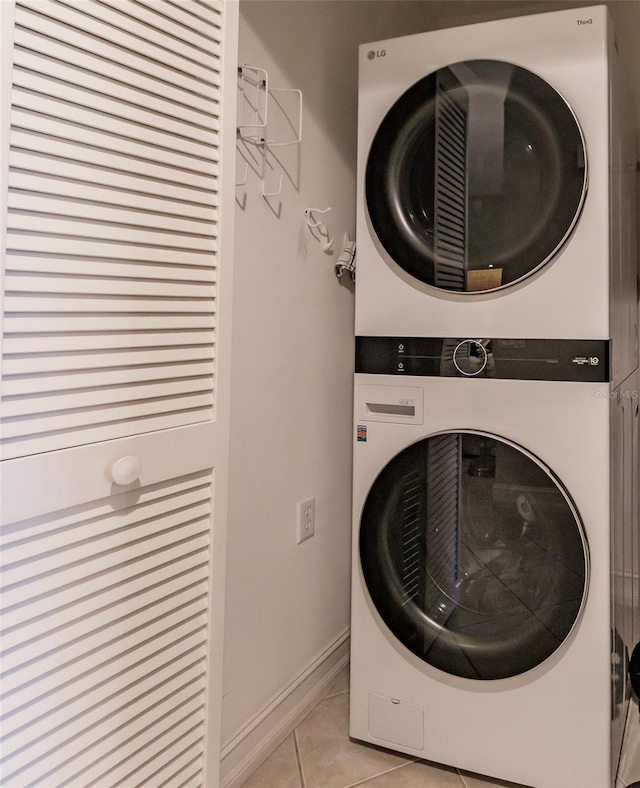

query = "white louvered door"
[[0, 1, 238, 785]]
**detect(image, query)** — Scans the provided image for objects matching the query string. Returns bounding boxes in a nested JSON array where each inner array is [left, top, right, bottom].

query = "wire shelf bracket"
[[237, 64, 303, 198]]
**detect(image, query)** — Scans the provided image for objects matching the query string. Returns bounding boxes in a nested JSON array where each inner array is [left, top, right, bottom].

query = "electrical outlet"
[[296, 496, 315, 544]]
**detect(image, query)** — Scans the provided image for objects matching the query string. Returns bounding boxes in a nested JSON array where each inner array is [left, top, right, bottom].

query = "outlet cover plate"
[[296, 496, 315, 544]]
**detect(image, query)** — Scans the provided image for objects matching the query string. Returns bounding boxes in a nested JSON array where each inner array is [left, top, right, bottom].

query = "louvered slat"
[[9, 197, 215, 240], [4, 251, 216, 280], [9, 126, 219, 188], [2, 0, 223, 461], [4, 275, 213, 300], [12, 18, 217, 108], [98, 0, 223, 54], [12, 67, 219, 143], [7, 233, 214, 264], [8, 211, 217, 252], [90, 710, 206, 788], [9, 172, 219, 223], [4, 622, 208, 744], [0, 470, 214, 787], [2, 612, 208, 718], [15, 1, 221, 88], [135, 0, 222, 41], [2, 536, 211, 664], [56, 0, 223, 70], [425, 434, 461, 613], [1, 360, 215, 398], [149, 749, 204, 788], [9, 150, 219, 206], [401, 469, 425, 602], [3, 345, 214, 375], [12, 24, 221, 112], [3, 328, 213, 353], [3, 630, 207, 739], [10, 104, 219, 171], [434, 68, 468, 291]]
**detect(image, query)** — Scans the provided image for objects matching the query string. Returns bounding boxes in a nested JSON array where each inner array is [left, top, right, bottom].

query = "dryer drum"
[[359, 432, 589, 680], [366, 60, 587, 292]]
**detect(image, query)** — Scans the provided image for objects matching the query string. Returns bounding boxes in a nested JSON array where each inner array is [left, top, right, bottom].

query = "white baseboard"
[[220, 628, 350, 788]]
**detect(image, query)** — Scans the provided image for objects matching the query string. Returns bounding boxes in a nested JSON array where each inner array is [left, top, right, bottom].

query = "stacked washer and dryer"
[[350, 6, 638, 788]]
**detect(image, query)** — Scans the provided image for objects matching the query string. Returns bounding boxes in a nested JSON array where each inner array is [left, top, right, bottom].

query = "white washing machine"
[[355, 6, 637, 386], [349, 336, 639, 788]]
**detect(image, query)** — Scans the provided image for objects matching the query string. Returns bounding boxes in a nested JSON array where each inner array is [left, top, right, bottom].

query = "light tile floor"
[[240, 666, 640, 788]]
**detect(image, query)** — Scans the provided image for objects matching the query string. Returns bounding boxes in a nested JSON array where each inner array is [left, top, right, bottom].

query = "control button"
[[453, 339, 488, 376]]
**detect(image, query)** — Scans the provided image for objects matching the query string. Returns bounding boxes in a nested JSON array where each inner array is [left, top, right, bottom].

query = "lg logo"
[[367, 49, 386, 60]]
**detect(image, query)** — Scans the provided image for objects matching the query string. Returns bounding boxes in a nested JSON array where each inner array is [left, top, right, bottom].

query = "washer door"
[[359, 432, 588, 680], [366, 60, 587, 292]]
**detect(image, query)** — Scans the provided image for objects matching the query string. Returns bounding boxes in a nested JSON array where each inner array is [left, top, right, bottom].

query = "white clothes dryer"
[[349, 336, 639, 788], [355, 6, 637, 386]]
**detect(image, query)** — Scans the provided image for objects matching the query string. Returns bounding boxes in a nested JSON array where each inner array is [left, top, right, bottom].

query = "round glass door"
[[360, 432, 588, 680], [366, 60, 587, 292]]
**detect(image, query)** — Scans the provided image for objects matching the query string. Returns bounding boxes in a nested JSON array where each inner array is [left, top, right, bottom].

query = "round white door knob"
[[110, 455, 142, 486]]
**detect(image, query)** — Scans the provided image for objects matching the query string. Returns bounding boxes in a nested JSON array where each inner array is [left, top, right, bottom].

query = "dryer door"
[[359, 432, 588, 680], [366, 61, 587, 292]]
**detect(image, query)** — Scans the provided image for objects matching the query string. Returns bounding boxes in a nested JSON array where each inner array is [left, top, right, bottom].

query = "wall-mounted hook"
[[305, 207, 333, 252], [237, 65, 303, 200], [267, 89, 303, 147], [237, 64, 269, 142], [263, 171, 283, 198], [304, 207, 330, 228], [261, 146, 283, 198], [236, 161, 248, 187]]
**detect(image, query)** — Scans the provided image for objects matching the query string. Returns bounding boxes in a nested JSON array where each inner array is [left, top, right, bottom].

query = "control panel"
[[356, 337, 610, 383]]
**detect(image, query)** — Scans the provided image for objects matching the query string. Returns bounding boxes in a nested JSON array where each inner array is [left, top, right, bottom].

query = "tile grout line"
[[341, 759, 420, 788], [323, 689, 350, 701], [618, 764, 632, 788], [457, 769, 471, 788], [341, 761, 476, 788], [292, 677, 501, 788], [293, 727, 306, 788], [292, 684, 348, 788]]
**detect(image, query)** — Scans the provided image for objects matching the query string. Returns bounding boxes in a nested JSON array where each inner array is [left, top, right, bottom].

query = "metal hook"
[[236, 161, 248, 187], [305, 207, 333, 252], [262, 146, 283, 198], [263, 171, 283, 198], [304, 207, 331, 227]]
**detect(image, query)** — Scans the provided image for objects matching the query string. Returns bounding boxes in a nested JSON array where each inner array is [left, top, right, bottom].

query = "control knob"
[[453, 339, 488, 376]]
